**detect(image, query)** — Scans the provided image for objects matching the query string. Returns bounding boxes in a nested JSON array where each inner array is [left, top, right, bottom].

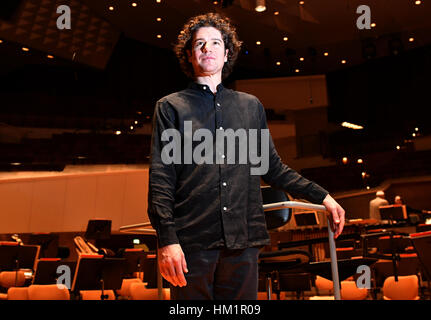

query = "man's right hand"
[[158, 243, 188, 287]]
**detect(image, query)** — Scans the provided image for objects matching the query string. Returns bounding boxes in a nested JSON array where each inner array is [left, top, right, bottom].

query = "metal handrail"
[[263, 201, 341, 300]]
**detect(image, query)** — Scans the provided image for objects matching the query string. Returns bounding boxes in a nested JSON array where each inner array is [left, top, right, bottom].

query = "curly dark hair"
[[174, 12, 242, 80]]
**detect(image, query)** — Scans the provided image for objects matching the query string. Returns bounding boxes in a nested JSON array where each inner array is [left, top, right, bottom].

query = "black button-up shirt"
[[148, 82, 329, 253]]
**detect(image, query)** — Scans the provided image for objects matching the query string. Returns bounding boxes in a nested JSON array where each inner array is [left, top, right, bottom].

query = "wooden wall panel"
[[0, 181, 34, 234]]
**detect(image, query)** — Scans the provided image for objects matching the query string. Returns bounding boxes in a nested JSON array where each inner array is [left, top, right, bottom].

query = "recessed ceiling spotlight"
[[283, 37, 288, 41], [157, 34, 162, 39], [22, 47, 29, 52], [256, 41, 261, 45], [156, 17, 162, 22], [274, 11, 279, 15], [299, 57, 304, 61], [108, 6, 114, 11], [299, 1, 305, 5], [409, 37, 415, 42], [276, 61, 281, 66], [295, 69, 300, 73], [371, 22, 376, 28], [131, 2, 137, 7], [47, 54, 54, 59], [415, 0, 421, 5], [323, 52, 329, 56], [341, 59, 347, 64], [255, 0, 266, 12]]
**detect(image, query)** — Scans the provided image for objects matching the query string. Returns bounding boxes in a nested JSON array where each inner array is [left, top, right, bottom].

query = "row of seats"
[[257, 274, 420, 300], [312, 274, 420, 300], [0, 271, 170, 300]]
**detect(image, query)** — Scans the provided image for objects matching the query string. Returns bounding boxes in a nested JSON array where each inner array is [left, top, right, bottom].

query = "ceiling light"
[[342, 157, 348, 164], [341, 121, 363, 129], [157, 34, 162, 39], [256, 41, 261, 45], [0, 40, 3, 44], [255, 0, 266, 12], [115, 130, 122, 135], [396, 145, 400, 150], [415, 0, 421, 5], [323, 52, 329, 56], [276, 61, 281, 66], [156, 0, 162, 3], [134, 120, 138, 124], [46, 54, 54, 59], [130, 126, 134, 130], [357, 159, 363, 164], [131, 2, 137, 7], [22, 47, 29, 52], [371, 23, 376, 28], [274, 11, 279, 15], [108, 6, 114, 11], [299, 57, 304, 61], [295, 69, 300, 73], [283, 37, 288, 41], [213, 1, 218, 4], [341, 59, 346, 64], [156, 17, 162, 22], [415, 127, 419, 131], [409, 37, 415, 42], [299, 1, 305, 5]]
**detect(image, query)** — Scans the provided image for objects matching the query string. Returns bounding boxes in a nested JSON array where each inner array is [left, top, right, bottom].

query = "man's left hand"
[[322, 194, 345, 239]]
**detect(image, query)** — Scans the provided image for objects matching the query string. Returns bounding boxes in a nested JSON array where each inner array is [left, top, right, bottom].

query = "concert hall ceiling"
[[78, 0, 431, 74]]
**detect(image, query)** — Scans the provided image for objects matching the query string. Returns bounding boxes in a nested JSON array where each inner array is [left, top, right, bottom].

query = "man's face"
[[187, 26, 229, 78]]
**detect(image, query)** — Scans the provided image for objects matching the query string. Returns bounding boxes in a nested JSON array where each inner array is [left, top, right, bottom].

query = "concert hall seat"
[[80, 290, 116, 300], [27, 284, 70, 300], [6, 287, 29, 300], [0, 271, 26, 289], [382, 275, 420, 300], [116, 278, 143, 299], [340, 280, 368, 300], [129, 282, 170, 300]]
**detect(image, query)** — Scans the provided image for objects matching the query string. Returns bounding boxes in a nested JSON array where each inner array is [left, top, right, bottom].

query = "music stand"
[[71, 254, 126, 300], [28, 233, 59, 258], [294, 211, 320, 227], [32, 259, 77, 285], [379, 205, 408, 223], [0, 243, 40, 271], [122, 249, 145, 278], [85, 219, 112, 241]]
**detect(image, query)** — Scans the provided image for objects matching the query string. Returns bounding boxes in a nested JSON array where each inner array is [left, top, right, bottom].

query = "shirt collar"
[[188, 82, 224, 94]]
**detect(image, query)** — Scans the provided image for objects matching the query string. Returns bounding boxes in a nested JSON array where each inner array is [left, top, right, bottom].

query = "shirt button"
[[223, 207, 227, 211], [222, 182, 227, 186]]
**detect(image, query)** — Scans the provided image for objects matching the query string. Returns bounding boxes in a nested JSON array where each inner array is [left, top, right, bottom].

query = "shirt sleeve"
[[257, 99, 329, 204], [147, 99, 179, 248]]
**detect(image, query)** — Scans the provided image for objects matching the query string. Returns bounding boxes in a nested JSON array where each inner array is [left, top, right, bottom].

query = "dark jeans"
[[170, 247, 259, 300]]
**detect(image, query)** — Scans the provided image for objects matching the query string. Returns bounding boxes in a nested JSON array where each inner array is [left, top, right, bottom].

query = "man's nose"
[[201, 42, 210, 52]]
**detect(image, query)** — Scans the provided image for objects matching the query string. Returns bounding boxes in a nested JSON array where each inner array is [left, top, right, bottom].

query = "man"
[[369, 190, 389, 221], [148, 13, 345, 300]]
